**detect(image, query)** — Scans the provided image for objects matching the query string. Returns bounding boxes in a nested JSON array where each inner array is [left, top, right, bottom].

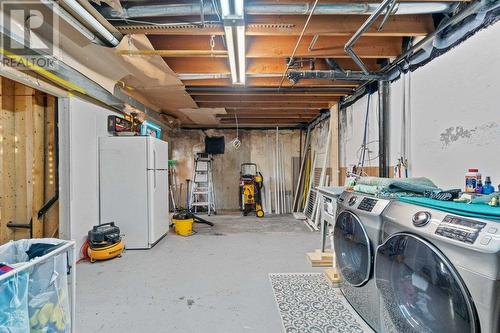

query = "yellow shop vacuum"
[[239, 163, 265, 218], [87, 222, 124, 262]]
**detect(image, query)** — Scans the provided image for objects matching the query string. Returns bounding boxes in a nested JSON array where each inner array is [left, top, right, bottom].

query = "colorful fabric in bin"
[[399, 196, 500, 220], [0, 264, 13, 275], [0, 271, 30, 333], [28, 253, 71, 333], [0, 239, 71, 333]]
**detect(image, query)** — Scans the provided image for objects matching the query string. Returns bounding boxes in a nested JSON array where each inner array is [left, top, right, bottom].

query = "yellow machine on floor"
[[239, 163, 265, 218], [87, 223, 124, 262]]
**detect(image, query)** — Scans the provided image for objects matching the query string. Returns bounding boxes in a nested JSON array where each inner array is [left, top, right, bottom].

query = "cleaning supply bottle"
[[483, 176, 495, 194], [465, 169, 481, 193], [475, 179, 483, 194]]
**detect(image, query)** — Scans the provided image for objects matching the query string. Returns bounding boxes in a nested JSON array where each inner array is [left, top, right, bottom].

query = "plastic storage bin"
[[0, 239, 76, 333]]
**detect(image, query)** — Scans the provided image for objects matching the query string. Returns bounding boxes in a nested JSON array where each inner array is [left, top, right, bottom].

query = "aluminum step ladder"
[[189, 154, 217, 215]]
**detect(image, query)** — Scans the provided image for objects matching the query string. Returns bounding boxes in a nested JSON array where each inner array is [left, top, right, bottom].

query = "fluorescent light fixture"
[[224, 26, 238, 84], [235, 0, 245, 17], [220, 0, 231, 17], [220, 0, 246, 85], [236, 25, 246, 85]]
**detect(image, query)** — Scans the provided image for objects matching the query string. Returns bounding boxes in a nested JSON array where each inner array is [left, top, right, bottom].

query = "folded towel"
[[354, 177, 439, 197], [399, 196, 500, 220]]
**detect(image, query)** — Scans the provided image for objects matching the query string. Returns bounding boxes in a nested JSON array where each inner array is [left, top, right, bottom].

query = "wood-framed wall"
[[0, 77, 58, 243]]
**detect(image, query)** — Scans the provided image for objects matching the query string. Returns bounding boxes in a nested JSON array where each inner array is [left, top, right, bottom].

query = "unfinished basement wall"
[[0, 78, 58, 244], [169, 129, 301, 211], [339, 21, 500, 189]]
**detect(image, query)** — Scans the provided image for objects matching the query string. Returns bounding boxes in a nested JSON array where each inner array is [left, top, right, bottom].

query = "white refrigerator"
[[99, 136, 169, 249]]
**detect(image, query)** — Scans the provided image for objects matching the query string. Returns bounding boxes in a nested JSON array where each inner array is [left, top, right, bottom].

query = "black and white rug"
[[269, 273, 373, 333]]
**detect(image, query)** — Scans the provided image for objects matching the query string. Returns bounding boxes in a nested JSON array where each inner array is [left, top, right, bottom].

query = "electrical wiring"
[[211, 0, 222, 22], [357, 93, 372, 170], [355, 140, 380, 163], [231, 114, 241, 149]]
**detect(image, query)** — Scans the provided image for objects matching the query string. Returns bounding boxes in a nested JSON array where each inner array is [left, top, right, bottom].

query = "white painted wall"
[[340, 21, 500, 190], [339, 92, 380, 172], [59, 97, 115, 251]]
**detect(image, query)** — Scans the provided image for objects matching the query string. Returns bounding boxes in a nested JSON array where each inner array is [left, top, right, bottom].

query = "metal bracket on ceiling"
[[377, 0, 398, 31], [344, 0, 394, 74]]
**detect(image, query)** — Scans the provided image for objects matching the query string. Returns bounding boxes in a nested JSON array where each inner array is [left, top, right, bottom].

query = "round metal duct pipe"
[[100, 2, 454, 19]]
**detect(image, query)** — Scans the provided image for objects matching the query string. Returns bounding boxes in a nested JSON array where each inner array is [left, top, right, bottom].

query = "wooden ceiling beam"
[[219, 118, 309, 123], [183, 78, 360, 87], [197, 101, 330, 108], [246, 15, 434, 37], [193, 95, 339, 102], [219, 113, 319, 118], [149, 35, 402, 58], [189, 91, 346, 97], [224, 108, 320, 113], [219, 116, 316, 120], [126, 15, 433, 36], [165, 57, 381, 74], [247, 35, 402, 58]]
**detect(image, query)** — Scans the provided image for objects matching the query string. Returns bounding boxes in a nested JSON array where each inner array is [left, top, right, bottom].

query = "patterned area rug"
[[269, 273, 373, 333]]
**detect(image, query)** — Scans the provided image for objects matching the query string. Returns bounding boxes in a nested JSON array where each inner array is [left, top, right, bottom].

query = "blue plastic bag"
[[0, 271, 30, 333]]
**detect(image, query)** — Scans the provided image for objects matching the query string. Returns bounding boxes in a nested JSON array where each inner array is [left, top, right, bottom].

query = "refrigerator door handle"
[[154, 150, 157, 188]]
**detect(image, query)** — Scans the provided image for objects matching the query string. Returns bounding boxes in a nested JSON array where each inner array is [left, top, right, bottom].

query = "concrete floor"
[[76, 214, 321, 332]]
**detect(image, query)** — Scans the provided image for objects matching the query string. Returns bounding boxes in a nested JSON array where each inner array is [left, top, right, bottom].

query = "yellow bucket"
[[174, 218, 194, 236]]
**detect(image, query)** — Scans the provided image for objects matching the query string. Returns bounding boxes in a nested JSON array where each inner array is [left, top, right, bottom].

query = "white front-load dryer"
[[334, 191, 391, 332]]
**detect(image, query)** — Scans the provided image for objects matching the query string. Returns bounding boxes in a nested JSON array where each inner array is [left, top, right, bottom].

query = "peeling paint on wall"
[[440, 122, 500, 148], [440, 126, 474, 146]]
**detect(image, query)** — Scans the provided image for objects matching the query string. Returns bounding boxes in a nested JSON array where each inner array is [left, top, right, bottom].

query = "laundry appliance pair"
[[334, 191, 500, 333]]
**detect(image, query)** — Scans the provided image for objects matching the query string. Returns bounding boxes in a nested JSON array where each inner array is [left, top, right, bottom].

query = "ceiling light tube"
[[236, 25, 246, 85], [224, 26, 238, 84], [235, 0, 245, 17], [220, 0, 231, 17]]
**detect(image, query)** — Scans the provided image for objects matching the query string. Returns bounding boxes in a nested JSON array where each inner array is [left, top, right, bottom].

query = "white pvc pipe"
[[61, 0, 121, 46]]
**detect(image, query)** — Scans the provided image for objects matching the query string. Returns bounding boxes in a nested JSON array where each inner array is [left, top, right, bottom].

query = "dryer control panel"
[[435, 215, 486, 244], [358, 197, 378, 212]]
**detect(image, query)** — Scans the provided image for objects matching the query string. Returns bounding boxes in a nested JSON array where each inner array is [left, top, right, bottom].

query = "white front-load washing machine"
[[376, 200, 500, 333], [334, 191, 392, 332]]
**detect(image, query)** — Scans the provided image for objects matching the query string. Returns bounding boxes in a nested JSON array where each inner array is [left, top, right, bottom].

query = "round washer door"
[[375, 233, 478, 333], [334, 211, 371, 287]]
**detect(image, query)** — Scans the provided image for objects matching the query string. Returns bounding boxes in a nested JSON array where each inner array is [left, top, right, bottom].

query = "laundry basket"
[[0, 239, 76, 333], [0, 270, 30, 332]]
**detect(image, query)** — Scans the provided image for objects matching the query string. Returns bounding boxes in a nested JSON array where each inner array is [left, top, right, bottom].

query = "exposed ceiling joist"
[[98, 0, 478, 127], [165, 57, 382, 74], [182, 78, 360, 87], [196, 101, 332, 108], [147, 35, 402, 58], [193, 95, 339, 102], [117, 14, 433, 36]]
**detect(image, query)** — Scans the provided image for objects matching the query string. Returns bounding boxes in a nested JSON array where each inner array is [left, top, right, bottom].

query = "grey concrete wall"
[[169, 129, 302, 211]]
